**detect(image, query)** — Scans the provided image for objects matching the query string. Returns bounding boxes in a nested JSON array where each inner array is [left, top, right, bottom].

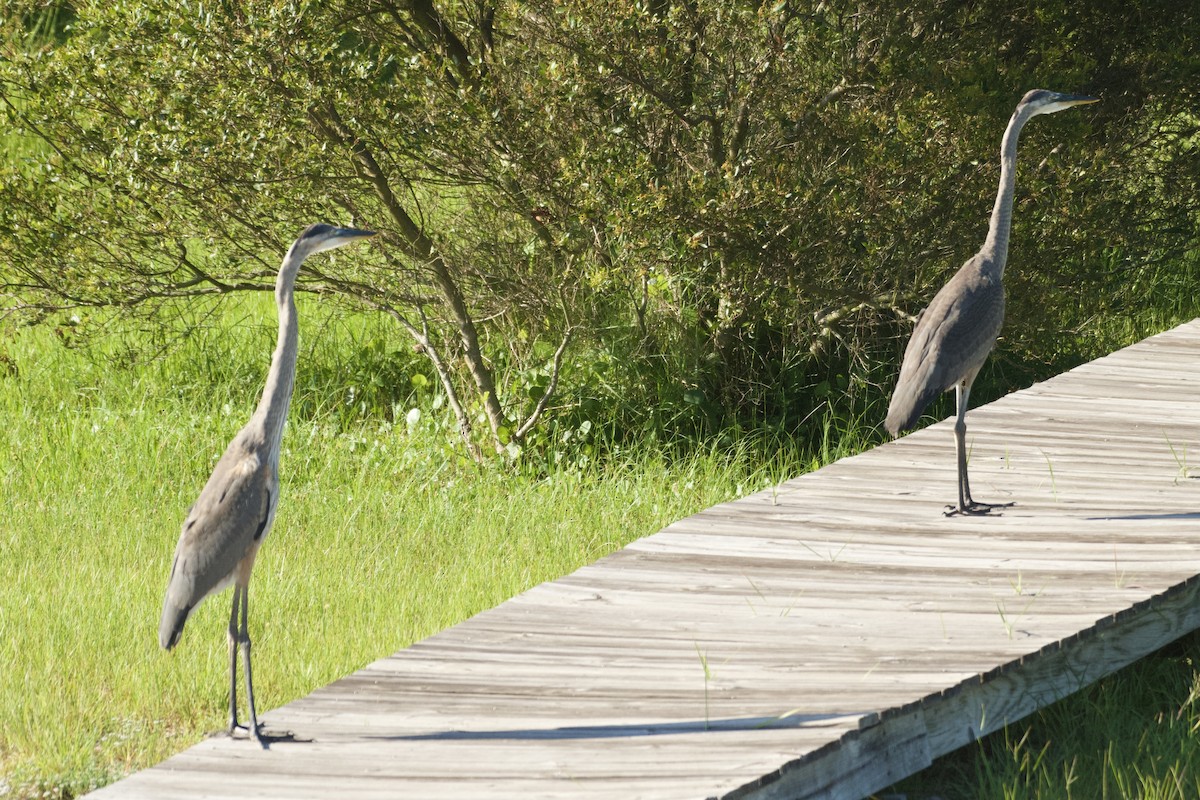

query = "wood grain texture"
[[88, 320, 1200, 800]]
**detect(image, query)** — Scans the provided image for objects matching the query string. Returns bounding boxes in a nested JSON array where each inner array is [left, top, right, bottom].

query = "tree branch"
[[310, 98, 510, 453]]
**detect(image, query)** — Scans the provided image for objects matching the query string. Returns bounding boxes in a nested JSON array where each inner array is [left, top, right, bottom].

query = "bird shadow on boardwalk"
[[383, 712, 865, 742], [1085, 512, 1200, 521]]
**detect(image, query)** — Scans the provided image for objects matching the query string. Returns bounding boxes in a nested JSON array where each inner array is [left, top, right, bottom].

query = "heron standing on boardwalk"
[[885, 90, 1097, 515], [159, 224, 376, 744]]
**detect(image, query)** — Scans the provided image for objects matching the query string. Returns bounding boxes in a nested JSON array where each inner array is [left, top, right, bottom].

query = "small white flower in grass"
[[405, 407, 421, 430]]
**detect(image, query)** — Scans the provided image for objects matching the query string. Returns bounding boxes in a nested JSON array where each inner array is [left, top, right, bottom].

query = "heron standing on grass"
[[159, 224, 376, 745], [885, 90, 1097, 515]]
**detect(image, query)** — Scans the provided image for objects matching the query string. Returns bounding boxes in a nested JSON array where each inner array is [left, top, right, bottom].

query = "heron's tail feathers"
[[159, 599, 192, 650], [884, 405, 917, 437], [885, 382, 940, 437]]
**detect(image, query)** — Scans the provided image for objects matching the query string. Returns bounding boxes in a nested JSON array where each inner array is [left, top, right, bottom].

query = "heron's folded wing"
[[164, 449, 273, 611]]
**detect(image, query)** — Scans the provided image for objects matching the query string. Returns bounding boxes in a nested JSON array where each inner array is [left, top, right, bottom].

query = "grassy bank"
[[3, 294, 1200, 799], [0, 296, 837, 798]]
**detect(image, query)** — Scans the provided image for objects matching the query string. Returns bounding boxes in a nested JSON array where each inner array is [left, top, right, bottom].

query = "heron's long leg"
[[946, 380, 1013, 516], [227, 587, 241, 735], [954, 382, 973, 512], [239, 583, 265, 747]]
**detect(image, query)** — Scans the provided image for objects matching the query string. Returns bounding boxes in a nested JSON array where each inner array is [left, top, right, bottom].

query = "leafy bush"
[[2, 1, 1198, 453]]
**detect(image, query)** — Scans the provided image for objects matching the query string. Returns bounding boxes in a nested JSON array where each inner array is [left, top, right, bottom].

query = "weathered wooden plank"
[[86, 319, 1200, 800], [735, 575, 1200, 799]]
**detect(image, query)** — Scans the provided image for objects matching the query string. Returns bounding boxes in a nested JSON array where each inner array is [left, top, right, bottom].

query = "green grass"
[[0, 297, 830, 799], [4, 293, 1200, 799]]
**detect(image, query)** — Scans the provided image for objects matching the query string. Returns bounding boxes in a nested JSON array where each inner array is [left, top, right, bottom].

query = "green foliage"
[[3, 1, 1199, 445]]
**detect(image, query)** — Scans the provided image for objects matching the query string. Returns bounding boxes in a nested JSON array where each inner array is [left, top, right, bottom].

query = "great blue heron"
[[159, 223, 376, 744], [885, 90, 1097, 515]]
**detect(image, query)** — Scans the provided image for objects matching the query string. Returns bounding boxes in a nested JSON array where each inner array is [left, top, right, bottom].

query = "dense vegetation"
[[3, 1, 1199, 452], [3, 1, 1200, 798]]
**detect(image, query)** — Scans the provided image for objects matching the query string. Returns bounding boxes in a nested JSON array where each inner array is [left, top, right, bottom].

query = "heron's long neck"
[[981, 105, 1035, 275], [254, 249, 303, 466]]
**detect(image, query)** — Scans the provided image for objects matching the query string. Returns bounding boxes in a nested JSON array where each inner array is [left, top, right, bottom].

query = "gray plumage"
[[885, 90, 1097, 514], [160, 223, 375, 743], [885, 255, 1005, 435]]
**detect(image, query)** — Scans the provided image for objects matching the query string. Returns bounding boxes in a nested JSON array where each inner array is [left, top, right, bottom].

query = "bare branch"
[[513, 286, 575, 443]]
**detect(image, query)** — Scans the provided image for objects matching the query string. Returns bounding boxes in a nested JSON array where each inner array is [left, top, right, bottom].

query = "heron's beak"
[[335, 227, 377, 240], [311, 226, 378, 254], [1061, 94, 1099, 106]]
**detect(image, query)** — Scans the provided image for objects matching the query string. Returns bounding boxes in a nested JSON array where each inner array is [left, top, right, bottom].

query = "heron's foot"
[[229, 721, 268, 748], [229, 722, 303, 748], [944, 500, 1015, 517]]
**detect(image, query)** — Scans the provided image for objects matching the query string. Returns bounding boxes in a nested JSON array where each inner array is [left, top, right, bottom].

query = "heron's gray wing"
[[886, 261, 1005, 434], [159, 441, 273, 649]]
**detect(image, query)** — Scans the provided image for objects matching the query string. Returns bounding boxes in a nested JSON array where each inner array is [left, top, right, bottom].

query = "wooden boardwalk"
[[90, 320, 1200, 799]]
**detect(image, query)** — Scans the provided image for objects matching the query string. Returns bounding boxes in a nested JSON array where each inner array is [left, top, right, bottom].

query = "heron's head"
[[1020, 89, 1099, 117], [291, 223, 377, 259]]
